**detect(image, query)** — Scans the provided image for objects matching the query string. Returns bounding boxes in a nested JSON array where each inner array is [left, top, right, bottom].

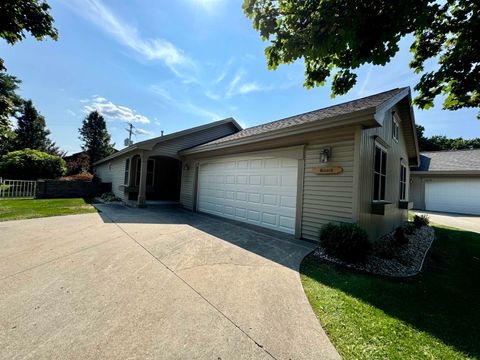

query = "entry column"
[[137, 151, 148, 207]]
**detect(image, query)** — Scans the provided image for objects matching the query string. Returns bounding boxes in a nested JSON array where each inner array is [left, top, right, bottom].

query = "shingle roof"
[[194, 87, 406, 148], [412, 149, 480, 172]]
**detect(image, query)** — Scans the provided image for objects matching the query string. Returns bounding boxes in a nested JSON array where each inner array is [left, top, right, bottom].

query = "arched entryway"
[[128, 155, 182, 203]]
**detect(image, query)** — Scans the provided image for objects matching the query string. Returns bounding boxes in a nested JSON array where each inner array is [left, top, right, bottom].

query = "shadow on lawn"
[[302, 226, 480, 358]]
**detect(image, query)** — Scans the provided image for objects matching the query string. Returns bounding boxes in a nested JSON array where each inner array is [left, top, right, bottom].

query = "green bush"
[[320, 222, 370, 262], [0, 148, 66, 180], [413, 214, 430, 228], [394, 226, 409, 245], [100, 192, 119, 202]]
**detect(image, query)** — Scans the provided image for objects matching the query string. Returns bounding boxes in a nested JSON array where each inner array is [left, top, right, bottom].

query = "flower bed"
[[313, 225, 435, 277]]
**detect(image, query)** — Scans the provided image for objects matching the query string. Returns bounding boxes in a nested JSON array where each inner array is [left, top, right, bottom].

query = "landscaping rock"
[[313, 225, 435, 277]]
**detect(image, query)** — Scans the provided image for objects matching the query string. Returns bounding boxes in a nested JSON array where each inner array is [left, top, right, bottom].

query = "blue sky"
[[1, 0, 479, 154]]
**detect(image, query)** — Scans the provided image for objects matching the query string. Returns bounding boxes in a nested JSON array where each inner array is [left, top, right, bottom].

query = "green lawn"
[[301, 225, 480, 360], [0, 198, 97, 221]]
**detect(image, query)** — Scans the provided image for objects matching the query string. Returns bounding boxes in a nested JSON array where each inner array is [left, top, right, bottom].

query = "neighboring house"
[[94, 87, 419, 241], [410, 149, 480, 215]]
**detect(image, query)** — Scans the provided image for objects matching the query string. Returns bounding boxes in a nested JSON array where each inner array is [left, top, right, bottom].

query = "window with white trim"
[[399, 162, 407, 200], [124, 158, 130, 185], [373, 144, 387, 201], [392, 115, 399, 142]]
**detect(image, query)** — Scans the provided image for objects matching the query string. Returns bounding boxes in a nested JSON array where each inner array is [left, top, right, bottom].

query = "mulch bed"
[[313, 225, 435, 278]]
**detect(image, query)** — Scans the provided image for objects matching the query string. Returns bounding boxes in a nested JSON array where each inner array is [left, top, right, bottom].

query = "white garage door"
[[198, 155, 298, 234], [425, 179, 480, 215]]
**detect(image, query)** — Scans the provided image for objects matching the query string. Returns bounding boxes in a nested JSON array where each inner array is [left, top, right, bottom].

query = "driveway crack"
[[104, 212, 278, 360]]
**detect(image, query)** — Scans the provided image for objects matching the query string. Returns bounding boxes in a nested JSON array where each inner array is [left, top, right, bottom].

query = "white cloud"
[[66, 0, 196, 81], [150, 85, 173, 101], [67, 109, 76, 116], [83, 96, 150, 124], [204, 90, 221, 100], [225, 70, 270, 98], [135, 128, 154, 136], [150, 85, 222, 121], [187, 0, 225, 12]]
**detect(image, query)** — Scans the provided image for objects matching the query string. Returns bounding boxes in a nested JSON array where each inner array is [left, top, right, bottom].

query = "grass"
[[0, 198, 97, 221], [301, 225, 480, 360]]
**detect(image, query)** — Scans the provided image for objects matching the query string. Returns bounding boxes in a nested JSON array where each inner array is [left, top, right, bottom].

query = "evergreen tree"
[[14, 99, 51, 151], [0, 72, 22, 154], [79, 111, 115, 171]]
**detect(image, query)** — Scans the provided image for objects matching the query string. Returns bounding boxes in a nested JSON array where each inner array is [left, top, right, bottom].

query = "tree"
[[0, 72, 23, 154], [14, 99, 51, 151], [415, 124, 480, 151], [243, 0, 479, 116], [79, 111, 115, 171], [0, 0, 58, 70]]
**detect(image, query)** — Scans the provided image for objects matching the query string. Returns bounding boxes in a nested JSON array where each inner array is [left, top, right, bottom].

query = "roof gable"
[[93, 118, 241, 165]]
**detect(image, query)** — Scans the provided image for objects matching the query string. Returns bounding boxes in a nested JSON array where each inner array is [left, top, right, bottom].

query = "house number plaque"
[[311, 166, 343, 175]]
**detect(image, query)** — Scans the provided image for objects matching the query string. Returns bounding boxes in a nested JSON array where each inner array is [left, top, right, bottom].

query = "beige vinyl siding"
[[151, 123, 238, 159], [94, 153, 138, 202], [180, 165, 196, 210], [357, 105, 410, 240], [301, 127, 356, 240], [410, 175, 425, 210]]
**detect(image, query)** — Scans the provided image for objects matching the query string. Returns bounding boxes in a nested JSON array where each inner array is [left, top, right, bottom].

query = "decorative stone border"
[[313, 226, 435, 278]]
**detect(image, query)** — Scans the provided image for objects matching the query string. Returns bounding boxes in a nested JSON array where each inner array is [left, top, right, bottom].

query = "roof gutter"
[[411, 170, 480, 175]]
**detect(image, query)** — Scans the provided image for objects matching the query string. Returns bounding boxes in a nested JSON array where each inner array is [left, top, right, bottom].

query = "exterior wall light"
[[320, 147, 331, 163], [183, 163, 190, 171]]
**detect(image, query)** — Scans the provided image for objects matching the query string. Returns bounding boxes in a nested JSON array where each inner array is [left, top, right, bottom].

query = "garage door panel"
[[198, 155, 298, 234], [426, 179, 480, 215]]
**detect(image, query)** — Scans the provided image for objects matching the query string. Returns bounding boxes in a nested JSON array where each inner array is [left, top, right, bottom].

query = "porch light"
[[183, 163, 190, 171], [320, 147, 331, 163]]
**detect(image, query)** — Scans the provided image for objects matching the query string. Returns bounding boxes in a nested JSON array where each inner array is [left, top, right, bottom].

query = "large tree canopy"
[[243, 0, 479, 115], [0, 0, 57, 70], [79, 111, 115, 171]]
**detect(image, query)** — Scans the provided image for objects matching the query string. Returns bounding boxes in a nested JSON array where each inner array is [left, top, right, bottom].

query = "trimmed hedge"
[[0, 148, 66, 180], [320, 222, 370, 262]]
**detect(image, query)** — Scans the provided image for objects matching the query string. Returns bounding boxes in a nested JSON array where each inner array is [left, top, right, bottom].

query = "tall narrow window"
[[124, 158, 130, 185], [146, 159, 155, 186], [399, 162, 407, 200], [392, 116, 399, 142], [373, 144, 387, 201]]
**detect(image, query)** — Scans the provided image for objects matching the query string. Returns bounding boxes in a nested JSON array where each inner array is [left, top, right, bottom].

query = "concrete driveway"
[[0, 205, 339, 360], [415, 211, 480, 233]]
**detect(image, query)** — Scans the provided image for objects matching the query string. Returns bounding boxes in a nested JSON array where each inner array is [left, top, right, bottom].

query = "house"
[[410, 149, 480, 215], [94, 87, 419, 241]]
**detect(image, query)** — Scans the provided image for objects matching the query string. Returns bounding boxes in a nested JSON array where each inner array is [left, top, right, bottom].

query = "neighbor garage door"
[[197, 155, 298, 234], [425, 179, 480, 215]]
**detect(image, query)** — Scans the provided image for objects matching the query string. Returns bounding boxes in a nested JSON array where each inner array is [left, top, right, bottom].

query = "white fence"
[[0, 179, 37, 199]]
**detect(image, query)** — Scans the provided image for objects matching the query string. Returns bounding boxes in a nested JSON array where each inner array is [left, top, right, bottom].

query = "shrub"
[[59, 172, 94, 181], [373, 237, 397, 259], [413, 214, 430, 228], [403, 222, 416, 235], [320, 222, 370, 262], [0, 148, 66, 180], [100, 192, 119, 202], [394, 226, 409, 245], [65, 153, 90, 175]]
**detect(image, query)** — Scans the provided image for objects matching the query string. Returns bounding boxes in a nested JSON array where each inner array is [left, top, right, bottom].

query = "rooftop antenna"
[[124, 123, 135, 147]]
